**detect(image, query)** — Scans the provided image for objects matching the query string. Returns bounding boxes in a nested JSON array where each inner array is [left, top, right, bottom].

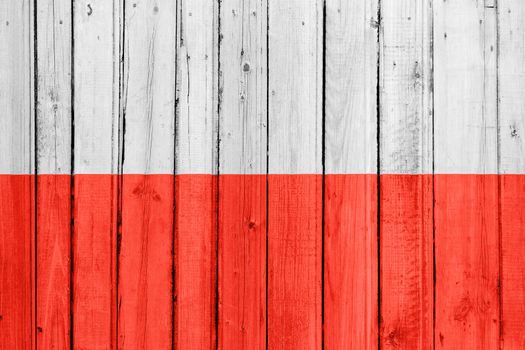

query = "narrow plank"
[[379, 0, 433, 348], [35, 0, 72, 347], [118, 1, 176, 348], [218, 0, 267, 349], [323, 0, 379, 348], [434, 0, 499, 348], [267, 0, 323, 348], [498, 1, 525, 347], [0, 0, 35, 348], [73, 0, 122, 348], [174, 0, 219, 348]]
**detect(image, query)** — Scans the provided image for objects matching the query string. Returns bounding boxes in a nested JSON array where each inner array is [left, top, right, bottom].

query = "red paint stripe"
[[267, 174, 322, 349], [324, 174, 378, 350], [0, 175, 34, 349], [380, 175, 433, 349], [72, 175, 118, 349], [218, 175, 266, 350], [501, 175, 525, 348], [2, 174, 525, 348], [118, 175, 173, 349], [435, 174, 499, 349], [174, 174, 217, 349], [36, 175, 71, 348]]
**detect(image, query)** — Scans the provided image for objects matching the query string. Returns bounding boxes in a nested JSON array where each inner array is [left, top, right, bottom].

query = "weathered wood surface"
[[379, 1, 433, 349], [218, 0, 267, 349], [2, 1, 525, 349], [323, 0, 378, 348]]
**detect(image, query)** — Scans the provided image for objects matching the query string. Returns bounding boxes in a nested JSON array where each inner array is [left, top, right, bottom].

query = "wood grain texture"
[[117, 1, 176, 348], [72, 0, 121, 348], [324, 175, 378, 349], [434, 1, 499, 348], [379, 1, 433, 349], [218, 175, 266, 350], [267, 0, 323, 348], [323, 0, 378, 348], [175, 175, 217, 350], [434, 175, 499, 349], [174, 0, 219, 348], [35, 1, 72, 347], [0, 1, 35, 348], [0, 0, 35, 175], [498, 1, 525, 348], [218, 0, 267, 348], [0, 176, 35, 350]]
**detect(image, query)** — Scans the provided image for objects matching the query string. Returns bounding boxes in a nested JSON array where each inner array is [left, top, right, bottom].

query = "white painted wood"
[[325, 0, 378, 175], [0, 0, 35, 174], [74, 0, 122, 174], [268, 0, 323, 174], [36, 0, 72, 175], [434, 0, 498, 174], [175, 0, 219, 175], [499, 0, 525, 174], [219, 0, 267, 175], [121, 0, 176, 174], [380, 0, 432, 175]]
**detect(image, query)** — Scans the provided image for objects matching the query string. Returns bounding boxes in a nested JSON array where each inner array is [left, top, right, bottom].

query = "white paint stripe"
[[175, 0, 219, 175], [121, 0, 176, 175], [74, 0, 122, 175], [36, 0, 72, 175], [380, 0, 433, 175], [219, 0, 267, 175], [0, 0, 35, 175], [324, 0, 378, 175], [434, 1, 498, 174], [268, 0, 323, 175], [499, 0, 525, 175]]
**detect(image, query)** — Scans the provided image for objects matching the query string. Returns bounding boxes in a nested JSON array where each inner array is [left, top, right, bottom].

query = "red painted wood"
[[118, 175, 173, 349], [435, 174, 499, 349], [500, 175, 525, 348], [175, 174, 217, 349], [324, 174, 378, 350], [72, 175, 118, 349], [267, 174, 322, 349], [0, 175, 34, 349], [218, 175, 266, 350], [380, 175, 433, 349], [36, 175, 71, 348]]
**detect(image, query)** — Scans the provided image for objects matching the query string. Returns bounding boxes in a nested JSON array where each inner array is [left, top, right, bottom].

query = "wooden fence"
[[1, 0, 524, 349]]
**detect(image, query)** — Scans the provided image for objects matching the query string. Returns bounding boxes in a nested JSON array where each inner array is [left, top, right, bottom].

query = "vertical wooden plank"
[[0, 0, 35, 348], [73, 0, 121, 348], [379, 0, 433, 349], [434, 0, 499, 348], [218, 0, 267, 348], [117, 1, 176, 348], [498, 1, 525, 348], [175, 0, 219, 348], [268, 0, 323, 348], [323, 0, 378, 348], [35, 0, 72, 347]]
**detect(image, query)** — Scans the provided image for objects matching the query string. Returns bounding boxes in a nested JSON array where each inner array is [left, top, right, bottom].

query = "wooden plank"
[[174, 0, 219, 348], [323, 0, 378, 348], [498, 1, 525, 347], [117, 1, 176, 348], [35, 1, 72, 348], [0, 0, 35, 348], [218, 0, 267, 349], [72, 0, 121, 348], [267, 0, 323, 348], [433, 0, 499, 348], [379, 1, 433, 349]]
